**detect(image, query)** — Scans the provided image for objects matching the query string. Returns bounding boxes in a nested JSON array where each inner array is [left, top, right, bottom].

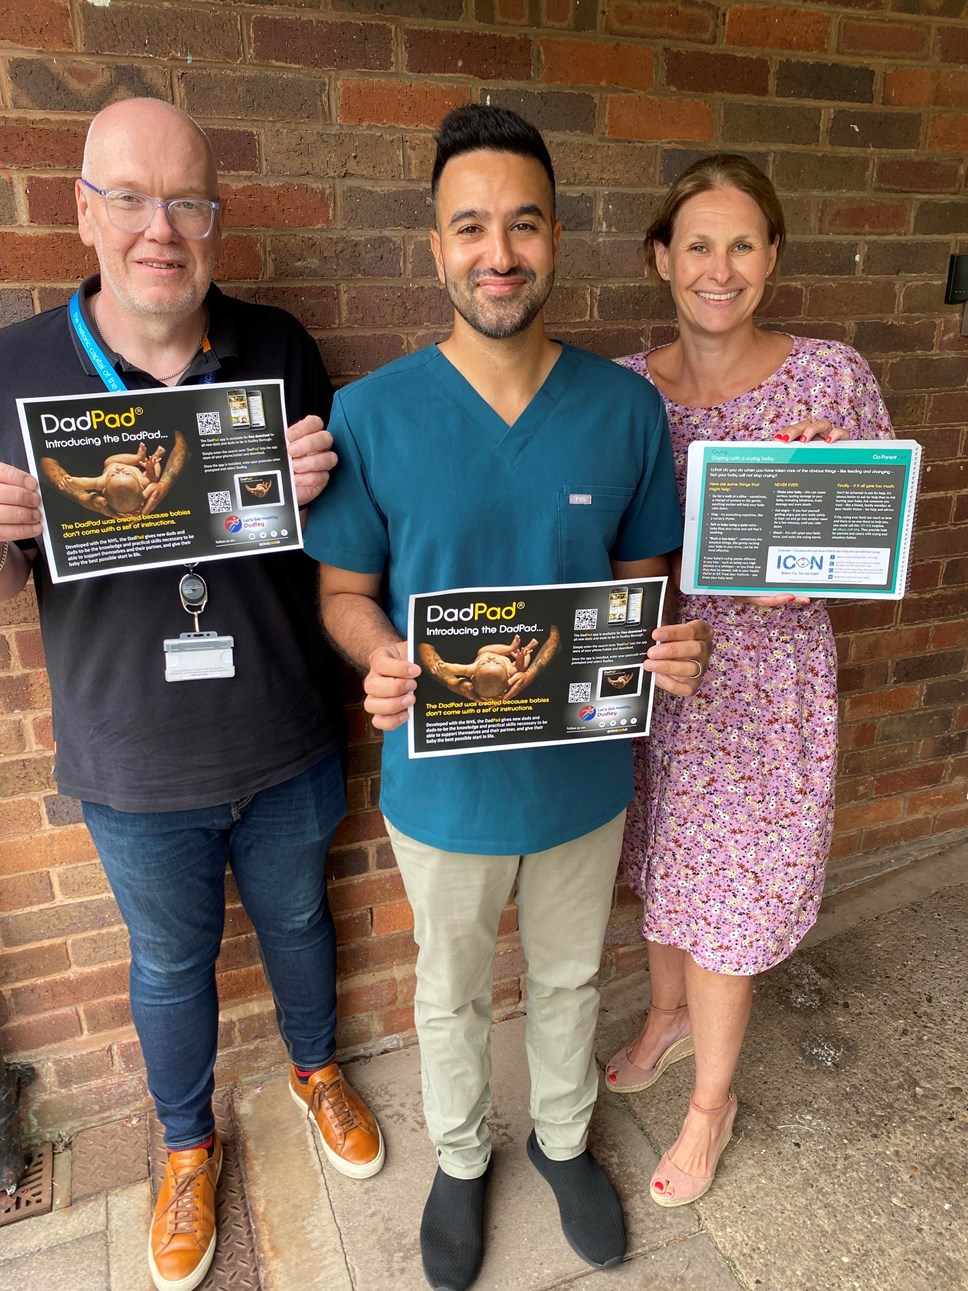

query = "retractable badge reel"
[[163, 569, 235, 682]]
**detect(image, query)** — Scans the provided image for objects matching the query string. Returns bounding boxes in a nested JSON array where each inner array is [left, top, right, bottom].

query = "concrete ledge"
[[235, 1074, 353, 1291]]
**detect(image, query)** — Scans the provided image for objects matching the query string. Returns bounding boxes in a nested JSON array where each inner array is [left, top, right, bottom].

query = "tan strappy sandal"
[[605, 1003, 694, 1093], [650, 1092, 738, 1207]]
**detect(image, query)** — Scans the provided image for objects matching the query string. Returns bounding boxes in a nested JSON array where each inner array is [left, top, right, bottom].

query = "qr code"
[[568, 682, 592, 704], [574, 607, 598, 630], [196, 411, 222, 437], [207, 490, 232, 515]]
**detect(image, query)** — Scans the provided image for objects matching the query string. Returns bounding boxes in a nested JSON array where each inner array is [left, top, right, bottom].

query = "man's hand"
[[86, 493, 113, 517], [287, 416, 338, 507], [363, 643, 421, 731], [502, 670, 531, 701], [140, 431, 187, 515], [0, 462, 42, 540], [644, 619, 712, 697], [140, 477, 170, 516]]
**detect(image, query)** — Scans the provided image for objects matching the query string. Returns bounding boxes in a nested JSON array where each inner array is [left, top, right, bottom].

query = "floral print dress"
[[619, 336, 894, 974]]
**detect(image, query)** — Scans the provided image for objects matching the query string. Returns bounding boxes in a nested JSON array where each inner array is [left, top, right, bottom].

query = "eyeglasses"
[[80, 177, 221, 240]]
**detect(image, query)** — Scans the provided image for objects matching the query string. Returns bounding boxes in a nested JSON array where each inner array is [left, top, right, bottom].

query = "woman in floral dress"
[[605, 155, 893, 1206]]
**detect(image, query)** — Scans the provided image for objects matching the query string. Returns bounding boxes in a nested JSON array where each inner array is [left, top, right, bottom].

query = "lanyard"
[[69, 290, 215, 391], [69, 290, 218, 614]]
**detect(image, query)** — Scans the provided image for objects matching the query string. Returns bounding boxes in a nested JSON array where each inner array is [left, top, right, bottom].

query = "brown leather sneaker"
[[148, 1135, 222, 1291], [289, 1062, 385, 1179]]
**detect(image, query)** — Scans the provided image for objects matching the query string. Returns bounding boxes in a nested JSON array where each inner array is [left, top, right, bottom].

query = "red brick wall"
[[1, 0, 966, 1137]]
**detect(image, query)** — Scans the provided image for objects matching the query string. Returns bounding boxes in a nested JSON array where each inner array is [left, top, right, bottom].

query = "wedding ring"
[[686, 659, 704, 679]]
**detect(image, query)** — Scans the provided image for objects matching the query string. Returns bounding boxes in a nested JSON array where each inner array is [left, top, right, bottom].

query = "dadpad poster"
[[19, 380, 301, 583], [407, 577, 666, 758]]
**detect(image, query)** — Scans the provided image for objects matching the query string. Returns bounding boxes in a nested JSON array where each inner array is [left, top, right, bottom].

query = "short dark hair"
[[431, 105, 556, 205]]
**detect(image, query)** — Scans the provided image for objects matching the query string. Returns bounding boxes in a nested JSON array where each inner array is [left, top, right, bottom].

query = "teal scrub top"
[[304, 342, 683, 855]]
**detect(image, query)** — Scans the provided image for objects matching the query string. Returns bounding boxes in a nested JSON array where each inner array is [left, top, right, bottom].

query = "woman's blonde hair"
[[646, 154, 786, 277]]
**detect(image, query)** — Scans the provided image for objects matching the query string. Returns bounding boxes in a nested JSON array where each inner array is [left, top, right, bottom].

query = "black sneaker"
[[419, 1160, 492, 1291], [527, 1130, 625, 1268]]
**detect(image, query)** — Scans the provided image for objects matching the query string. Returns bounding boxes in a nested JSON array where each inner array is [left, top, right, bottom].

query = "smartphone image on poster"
[[227, 389, 250, 428], [627, 589, 643, 624], [246, 389, 266, 428], [608, 586, 629, 623]]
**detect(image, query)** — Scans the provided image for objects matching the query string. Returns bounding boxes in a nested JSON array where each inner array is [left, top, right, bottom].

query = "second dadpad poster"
[[407, 577, 667, 759], [19, 380, 301, 583]]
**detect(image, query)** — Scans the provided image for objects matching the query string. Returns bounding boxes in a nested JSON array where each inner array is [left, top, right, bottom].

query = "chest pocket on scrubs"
[[557, 485, 635, 582]]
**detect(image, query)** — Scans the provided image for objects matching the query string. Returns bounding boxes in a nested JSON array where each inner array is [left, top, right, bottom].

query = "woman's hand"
[[645, 619, 712, 697], [735, 593, 810, 607], [759, 416, 846, 603], [774, 417, 848, 444]]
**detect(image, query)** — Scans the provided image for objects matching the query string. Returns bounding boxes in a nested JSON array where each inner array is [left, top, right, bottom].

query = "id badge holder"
[[164, 632, 235, 682], [164, 570, 235, 682]]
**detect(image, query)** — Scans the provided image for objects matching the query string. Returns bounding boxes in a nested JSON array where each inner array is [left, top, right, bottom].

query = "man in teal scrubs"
[[304, 106, 710, 1291]]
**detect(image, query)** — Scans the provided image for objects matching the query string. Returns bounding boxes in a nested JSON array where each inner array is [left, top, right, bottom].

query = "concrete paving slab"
[[107, 1181, 153, 1291], [235, 1074, 353, 1291], [0, 1191, 105, 1261], [323, 1016, 712, 1291], [311, 1042, 430, 1288], [565, 1233, 741, 1290], [805, 842, 968, 950], [597, 885, 968, 1291], [713, 883, 968, 1291], [0, 1231, 108, 1291]]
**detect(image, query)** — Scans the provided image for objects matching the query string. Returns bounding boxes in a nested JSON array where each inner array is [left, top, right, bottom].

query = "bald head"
[[82, 98, 218, 197], [76, 96, 224, 325]]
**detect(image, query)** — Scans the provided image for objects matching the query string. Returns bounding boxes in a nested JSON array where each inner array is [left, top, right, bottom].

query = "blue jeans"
[[82, 753, 345, 1149]]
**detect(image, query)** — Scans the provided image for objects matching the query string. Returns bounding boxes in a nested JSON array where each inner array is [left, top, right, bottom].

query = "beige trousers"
[[385, 811, 626, 1179]]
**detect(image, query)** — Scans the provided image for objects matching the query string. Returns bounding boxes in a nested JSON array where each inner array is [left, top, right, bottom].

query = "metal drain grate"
[[0, 1142, 54, 1228], [149, 1097, 264, 1289]]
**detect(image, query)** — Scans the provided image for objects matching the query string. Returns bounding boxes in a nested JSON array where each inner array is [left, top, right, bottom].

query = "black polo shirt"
[[0, 277, 344, 810]]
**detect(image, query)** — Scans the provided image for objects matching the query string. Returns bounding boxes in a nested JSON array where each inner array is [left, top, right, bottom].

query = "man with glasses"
[[79, 177, 224, 241], [0, 97, 384, 1291]]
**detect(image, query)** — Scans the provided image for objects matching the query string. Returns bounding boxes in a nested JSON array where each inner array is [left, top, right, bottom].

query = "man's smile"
[[136, 258, 185, 269], [473, 270, 530, 292]]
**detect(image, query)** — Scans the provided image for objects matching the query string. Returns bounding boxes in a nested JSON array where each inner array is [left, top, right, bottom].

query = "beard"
[[445, 265, 554, 340], [91, 220, 213, 321], [97, 256, 207, 319]]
